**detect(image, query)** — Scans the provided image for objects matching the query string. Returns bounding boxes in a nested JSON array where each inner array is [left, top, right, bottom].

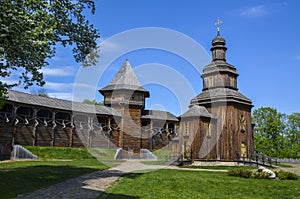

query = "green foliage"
[[228, 168, 275, 179], [228, 168, 253, 178], [82, 98, 104, 105], [104, 169, 300, 198], [0, 0, 100, 104], [30, 88, 49, 97], [229, 168, 298, 180], [285, 113, 300, 158], [275, 170, 298, 180], [251, 170, 272, 179], [253, 107, 300, 158]]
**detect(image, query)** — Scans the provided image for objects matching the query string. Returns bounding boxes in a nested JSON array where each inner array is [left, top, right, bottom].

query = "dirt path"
[[280, 163, 300, 176]]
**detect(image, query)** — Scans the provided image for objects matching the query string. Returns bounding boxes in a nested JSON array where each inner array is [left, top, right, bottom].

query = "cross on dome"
[[215, 17, 222, 35]]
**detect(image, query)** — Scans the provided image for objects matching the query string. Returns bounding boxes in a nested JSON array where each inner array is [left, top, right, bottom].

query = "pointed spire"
[[99, 59, 150, 97], [109, 59, 141, 86]]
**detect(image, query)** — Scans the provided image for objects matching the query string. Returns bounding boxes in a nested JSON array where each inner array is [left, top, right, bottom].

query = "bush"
[[275, 171, 298, 180], [228, 169, 252, 178], [229, 168, 298, 180], [251, 171, 271, 179]]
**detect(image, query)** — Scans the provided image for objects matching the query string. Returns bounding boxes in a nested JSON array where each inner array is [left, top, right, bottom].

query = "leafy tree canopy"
[[0, 0, 100, 106], [253, 107, 300, 158], [82, 99, 103, 105]]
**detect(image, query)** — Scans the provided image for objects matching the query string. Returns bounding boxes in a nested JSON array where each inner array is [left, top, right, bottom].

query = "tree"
[[0, 0, 100, 106], [30, 88, 48, 97], [252, 107, 286, 157], [286, 113, 300, 158], [82, 99, 103, 105]]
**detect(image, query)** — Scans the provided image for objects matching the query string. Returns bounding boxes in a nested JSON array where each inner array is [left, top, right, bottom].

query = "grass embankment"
[[0, 146, 109, 199], [103, 169, 300, 199], [140, 149, 172, 165]]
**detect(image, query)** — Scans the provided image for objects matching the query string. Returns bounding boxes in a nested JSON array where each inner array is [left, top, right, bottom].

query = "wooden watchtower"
[[99, 59, 150, 154]]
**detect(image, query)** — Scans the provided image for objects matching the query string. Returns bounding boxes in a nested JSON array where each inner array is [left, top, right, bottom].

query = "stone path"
[[14, 160, 166, 199]]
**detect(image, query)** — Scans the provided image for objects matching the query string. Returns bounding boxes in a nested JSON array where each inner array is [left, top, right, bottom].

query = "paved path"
[[14, 160, 166, 199]]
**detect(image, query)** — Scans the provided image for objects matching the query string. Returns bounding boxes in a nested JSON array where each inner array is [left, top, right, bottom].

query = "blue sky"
[[10, 0, 300, 116]]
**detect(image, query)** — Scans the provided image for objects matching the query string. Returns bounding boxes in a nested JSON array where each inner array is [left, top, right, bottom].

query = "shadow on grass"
[[121, 172, 144, 180], [0, 165, 99, 199], [98, 192, 139, 199]]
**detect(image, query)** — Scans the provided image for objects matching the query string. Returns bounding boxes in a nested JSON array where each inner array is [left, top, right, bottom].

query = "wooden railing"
[[236, 152, 278, 167]]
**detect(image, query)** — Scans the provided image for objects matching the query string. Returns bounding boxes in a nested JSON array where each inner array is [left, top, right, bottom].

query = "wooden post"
[[89, 116, 94, 148], [108, 117, 111, 148], [150, 120, 153, 150], [12, 105, 19, 146], [69, 114, 74, 147], [87, 116, 91, 148], [32, 109, 38, 146], [51, 111, 56, 147]]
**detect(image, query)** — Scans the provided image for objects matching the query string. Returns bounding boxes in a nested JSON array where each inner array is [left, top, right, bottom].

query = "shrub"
[[251, 171, 271, 179], [228, 168, 252, 178], [275, 171, 298, 180], [229, 168, 271, 179]]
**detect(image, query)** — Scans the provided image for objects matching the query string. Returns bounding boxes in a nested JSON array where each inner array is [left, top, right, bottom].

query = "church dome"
[[212, 34, 226, 46]]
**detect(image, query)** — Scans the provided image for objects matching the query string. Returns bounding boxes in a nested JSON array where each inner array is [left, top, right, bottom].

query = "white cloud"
[[238, 5, 267, 17], [44, 82, 74, 91], [73, 82, 96, 89], [40, 66, 75, 77], [0, 78, 20, 85], [48, 92, 73, 100], [99, 39, 122, 53]]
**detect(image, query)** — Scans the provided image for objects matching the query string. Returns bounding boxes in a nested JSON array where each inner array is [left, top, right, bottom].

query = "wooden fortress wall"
[[0, 102, 123, 160]]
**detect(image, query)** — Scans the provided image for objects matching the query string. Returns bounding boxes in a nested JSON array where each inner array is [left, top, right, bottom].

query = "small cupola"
[[211, 18, 227, 62]]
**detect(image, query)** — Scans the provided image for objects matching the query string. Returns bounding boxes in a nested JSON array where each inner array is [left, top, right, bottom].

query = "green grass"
[[89, 148, 124, 167], [277, 163, 294, 168], [0, 146, 108, 199], [140, 149, 172, 165], [102, 169, 300, 199]]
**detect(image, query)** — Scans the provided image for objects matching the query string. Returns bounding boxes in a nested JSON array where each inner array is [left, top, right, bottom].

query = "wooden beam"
[[51, 111, 56, 147], [69, 114, 74, 147], [32, 109, 39, 146]]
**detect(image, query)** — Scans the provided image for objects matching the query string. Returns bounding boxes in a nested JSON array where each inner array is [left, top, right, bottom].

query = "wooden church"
[[0, 30, 254, 161], [174, 31, 254, 161]]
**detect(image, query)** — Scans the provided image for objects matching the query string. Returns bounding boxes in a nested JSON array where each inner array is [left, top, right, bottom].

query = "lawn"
[[103, 169, 300, 199], [0, 146, 109, 199]]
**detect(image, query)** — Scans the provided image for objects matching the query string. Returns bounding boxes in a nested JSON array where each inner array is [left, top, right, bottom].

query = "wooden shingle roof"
[[99, 59, 150, 97], [180, 105, 213, 118], [6, 90, 122, 117], [190, 88, 252, 106], [141, 110, 178, 122]]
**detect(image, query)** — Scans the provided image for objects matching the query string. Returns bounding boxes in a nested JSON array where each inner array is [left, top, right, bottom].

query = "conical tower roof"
[[100, 59, 150, 97]]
